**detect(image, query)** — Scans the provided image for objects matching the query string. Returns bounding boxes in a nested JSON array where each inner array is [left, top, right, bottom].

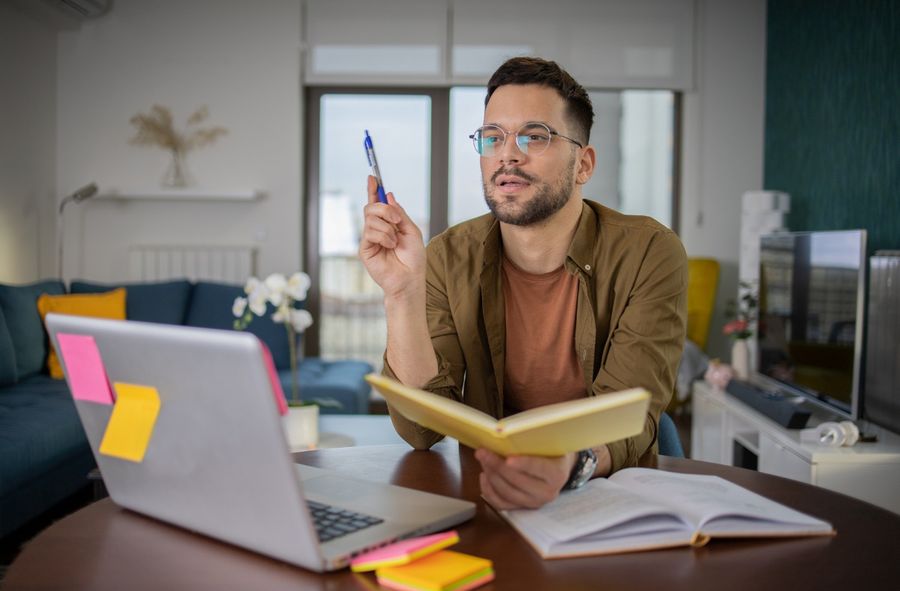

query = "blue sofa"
[[0, 278, 373, 539]]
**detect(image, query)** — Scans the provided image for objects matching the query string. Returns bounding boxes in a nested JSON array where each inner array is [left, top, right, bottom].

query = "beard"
[[482, 157, 576, 227]]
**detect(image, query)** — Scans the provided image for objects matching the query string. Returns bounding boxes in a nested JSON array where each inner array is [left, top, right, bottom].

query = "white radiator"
[[128, 245, 257, 283]]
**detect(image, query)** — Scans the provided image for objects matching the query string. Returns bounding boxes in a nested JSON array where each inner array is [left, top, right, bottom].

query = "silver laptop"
[[45, 314, 474, 572]]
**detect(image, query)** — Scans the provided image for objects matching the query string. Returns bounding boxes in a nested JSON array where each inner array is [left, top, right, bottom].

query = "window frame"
[[304, 86, 448, 356]]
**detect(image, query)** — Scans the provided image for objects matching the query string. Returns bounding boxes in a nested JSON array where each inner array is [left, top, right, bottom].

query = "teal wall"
[[764, 0, 899, 253]]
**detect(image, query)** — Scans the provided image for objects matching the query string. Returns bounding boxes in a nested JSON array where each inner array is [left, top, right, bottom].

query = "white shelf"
[[691, 380, 900, 515], [97, 189, 264, 201], [732, 431, 760, 455]]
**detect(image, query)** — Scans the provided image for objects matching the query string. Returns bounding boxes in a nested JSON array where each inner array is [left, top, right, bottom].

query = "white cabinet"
[[758, 433, 811, 483], [691, 386, 727, 463], [691, 380, 900, 514]]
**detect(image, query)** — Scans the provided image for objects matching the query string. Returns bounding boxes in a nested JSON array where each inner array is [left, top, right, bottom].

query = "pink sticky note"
[[260, 341, 288, 416], [56, 333, 114, 405], [350, 531, 460, 572]]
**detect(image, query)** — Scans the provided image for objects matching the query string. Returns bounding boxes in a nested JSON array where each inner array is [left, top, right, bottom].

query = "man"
[[359, 57, 687, 510]]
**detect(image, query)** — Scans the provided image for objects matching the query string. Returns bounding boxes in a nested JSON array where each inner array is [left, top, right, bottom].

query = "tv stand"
[[724, 380, 811, 428], [692, 380, 900, 515]]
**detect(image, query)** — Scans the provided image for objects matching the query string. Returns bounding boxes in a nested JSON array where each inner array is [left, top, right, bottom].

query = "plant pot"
[[731, 339, 750, 380], [282, 405, 319, 450]]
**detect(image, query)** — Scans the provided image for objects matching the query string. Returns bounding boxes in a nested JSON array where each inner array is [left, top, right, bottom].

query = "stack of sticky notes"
[[375, 550, 494, 591], [350, 531, 494, 591]]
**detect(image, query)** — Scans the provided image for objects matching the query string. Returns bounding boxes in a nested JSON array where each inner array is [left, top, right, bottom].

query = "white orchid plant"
[[232, 272, 320, 407]]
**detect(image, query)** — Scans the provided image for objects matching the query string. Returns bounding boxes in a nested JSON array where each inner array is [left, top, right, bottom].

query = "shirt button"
[[585, 264, 591, 271]]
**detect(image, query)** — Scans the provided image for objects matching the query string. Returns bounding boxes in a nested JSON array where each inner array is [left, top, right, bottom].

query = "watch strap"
[[562, 448, 598, 491]]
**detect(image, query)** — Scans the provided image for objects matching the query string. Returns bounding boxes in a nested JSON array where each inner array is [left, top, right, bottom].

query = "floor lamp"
[[57, 183, 99, 281]]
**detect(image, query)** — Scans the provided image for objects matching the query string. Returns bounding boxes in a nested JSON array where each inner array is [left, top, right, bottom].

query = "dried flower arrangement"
[[128, 105, 228, 187]]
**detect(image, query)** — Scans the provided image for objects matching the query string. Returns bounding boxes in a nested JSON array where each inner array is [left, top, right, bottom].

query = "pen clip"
[[364, 130, 388, 204], [364, 130, 376, 166]]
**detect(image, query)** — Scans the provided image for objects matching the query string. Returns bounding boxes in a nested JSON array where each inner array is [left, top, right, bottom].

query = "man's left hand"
[[474, 449, 576, 510]]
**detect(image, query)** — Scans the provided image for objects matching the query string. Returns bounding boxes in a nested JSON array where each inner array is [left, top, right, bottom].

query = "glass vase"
[[161, 150, 191, 188]]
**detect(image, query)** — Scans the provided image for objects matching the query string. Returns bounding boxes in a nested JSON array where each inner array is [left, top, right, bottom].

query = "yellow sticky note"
[[99, 383, 161, 463], [376, 550, 494, 591]]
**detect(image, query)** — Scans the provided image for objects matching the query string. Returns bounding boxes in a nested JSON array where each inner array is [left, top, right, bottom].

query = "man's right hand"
[[359, 175, 426, 299]]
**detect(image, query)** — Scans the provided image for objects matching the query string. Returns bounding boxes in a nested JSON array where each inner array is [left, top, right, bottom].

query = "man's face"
[[480, 84, 582, 227]]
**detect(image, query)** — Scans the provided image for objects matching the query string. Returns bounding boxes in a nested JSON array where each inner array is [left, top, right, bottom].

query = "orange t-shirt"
[[501, 256, 586, 415]]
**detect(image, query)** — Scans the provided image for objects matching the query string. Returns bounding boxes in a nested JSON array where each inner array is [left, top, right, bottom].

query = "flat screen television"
[[755, 229, 867, 420]]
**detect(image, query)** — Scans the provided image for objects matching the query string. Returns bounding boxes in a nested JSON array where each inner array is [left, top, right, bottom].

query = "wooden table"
[[5, 442, 899, 590]]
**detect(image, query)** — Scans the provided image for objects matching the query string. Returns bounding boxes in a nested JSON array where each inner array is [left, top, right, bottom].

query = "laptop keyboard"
[[306, 500, 384, 543]]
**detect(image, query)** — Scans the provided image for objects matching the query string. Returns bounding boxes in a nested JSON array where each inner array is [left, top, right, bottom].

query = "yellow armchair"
[[686, 258, 720, 352], [668, 258, 720, 415]]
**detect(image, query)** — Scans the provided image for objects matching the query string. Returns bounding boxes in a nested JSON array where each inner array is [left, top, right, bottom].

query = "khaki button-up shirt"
[[384, 200, 687, 474]]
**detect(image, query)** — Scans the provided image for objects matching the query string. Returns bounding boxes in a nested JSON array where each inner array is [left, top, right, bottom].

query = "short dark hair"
[[485, 56, 594, 145]]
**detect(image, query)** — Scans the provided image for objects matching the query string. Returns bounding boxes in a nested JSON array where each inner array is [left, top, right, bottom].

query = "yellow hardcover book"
[[375, 550, 494, 591], [365, 374, 650, 456]]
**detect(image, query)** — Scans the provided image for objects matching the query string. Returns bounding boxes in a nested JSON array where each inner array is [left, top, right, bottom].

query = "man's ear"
[[575, 144, 596, 185]]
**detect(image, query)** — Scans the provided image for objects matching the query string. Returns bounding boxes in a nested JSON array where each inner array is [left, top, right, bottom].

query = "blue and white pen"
[[364, 130, 388, 204]]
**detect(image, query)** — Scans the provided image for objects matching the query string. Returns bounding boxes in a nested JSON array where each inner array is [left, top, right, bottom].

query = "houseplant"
[[233, 272, 322, 448]]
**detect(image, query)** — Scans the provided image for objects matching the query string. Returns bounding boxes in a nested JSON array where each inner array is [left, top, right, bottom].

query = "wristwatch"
[[562, 448, 598, 491]]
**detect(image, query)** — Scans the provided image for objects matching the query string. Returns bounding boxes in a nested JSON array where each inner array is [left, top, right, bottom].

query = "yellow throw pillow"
[[37, 288, 127, 379]]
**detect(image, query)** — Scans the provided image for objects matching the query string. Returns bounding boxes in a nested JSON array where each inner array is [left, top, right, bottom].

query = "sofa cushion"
[[37, 288, 127, 378], [185, 281, 295, 370], [71, 279, 192, 325], [0, 374, 91, 498], [0, 308, 17, 386], [284, 359, 374, 414], [0, 280, 66, 379]]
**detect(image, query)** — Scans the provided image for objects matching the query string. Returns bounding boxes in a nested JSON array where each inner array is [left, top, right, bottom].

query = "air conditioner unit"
[[7, 0, 111, 28], [43, 0, 111, 19]]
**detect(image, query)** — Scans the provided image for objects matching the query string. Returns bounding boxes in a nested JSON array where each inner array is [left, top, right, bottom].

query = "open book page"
[[503, 478, 691, 543], [609, 469, 833, 536], [508, 516, 693, 558]]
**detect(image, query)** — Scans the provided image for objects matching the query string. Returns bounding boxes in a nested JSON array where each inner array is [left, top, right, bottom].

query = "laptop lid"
[[45, 314, 474, 572]]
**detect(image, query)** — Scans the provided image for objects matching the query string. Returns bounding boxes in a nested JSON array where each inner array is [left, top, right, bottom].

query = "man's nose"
[[498, 133, 524, 165]]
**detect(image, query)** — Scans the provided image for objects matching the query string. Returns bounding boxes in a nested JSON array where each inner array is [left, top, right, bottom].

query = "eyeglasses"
[[469, 122, 584, 157]]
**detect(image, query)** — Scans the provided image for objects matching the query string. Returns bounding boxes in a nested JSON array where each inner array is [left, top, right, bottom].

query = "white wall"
[[45, 0, 763, 360], [680, 0, 767, 359], [57, 0, 303, 282], [0, 2, 57, 283]]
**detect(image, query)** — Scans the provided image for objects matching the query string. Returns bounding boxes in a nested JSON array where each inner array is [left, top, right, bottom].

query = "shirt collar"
[[481, 216, 502, 267], [479, 201, 597, 274], [566, 201, 597, 278]]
